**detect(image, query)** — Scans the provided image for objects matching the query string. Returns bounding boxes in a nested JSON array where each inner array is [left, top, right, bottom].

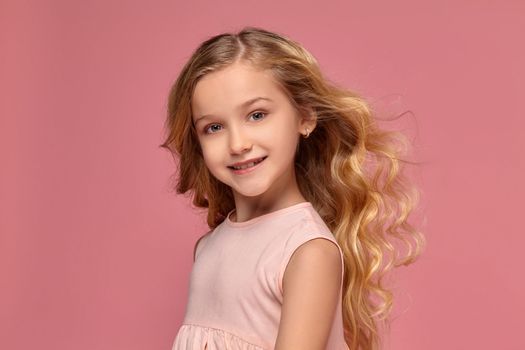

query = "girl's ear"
[[299, 106, 317, 135]]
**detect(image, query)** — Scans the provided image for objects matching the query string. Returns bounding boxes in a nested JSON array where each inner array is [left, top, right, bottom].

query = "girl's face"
[[191, 61, 313, 203]]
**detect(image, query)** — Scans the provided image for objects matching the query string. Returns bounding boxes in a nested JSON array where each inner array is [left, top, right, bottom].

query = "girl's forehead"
[[194, 62, 275, 95], [191, 63, 284, 112]]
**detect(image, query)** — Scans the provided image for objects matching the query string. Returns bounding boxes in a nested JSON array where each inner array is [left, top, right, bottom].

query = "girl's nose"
[[228, 127, 252, 154]]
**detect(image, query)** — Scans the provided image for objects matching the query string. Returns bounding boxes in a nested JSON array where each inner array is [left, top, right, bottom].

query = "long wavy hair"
[[160, 27, 425, 350]]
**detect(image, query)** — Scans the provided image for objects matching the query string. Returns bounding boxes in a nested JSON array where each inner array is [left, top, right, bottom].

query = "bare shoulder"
[[282, 238, 343, 296], [275, 238, 342, 350]]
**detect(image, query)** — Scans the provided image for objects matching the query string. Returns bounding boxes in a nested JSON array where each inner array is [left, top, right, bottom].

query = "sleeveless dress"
[[172, 201, 349, 350]]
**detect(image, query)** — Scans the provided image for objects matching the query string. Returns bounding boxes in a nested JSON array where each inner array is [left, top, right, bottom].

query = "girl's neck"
[[230, 195, 308, 223]]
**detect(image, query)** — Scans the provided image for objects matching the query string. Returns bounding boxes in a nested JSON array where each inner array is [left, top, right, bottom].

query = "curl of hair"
[[160, 26, 425, 350]]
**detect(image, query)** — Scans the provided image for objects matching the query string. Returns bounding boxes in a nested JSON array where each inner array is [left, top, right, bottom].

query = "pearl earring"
[[303, 128, 310, 138]]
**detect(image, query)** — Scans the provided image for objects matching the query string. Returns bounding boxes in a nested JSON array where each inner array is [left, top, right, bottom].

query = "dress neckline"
[[225, 201, 313, 228]]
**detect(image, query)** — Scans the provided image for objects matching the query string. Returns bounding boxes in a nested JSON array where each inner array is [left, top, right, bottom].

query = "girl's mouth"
[[228, 156, 267, 174]]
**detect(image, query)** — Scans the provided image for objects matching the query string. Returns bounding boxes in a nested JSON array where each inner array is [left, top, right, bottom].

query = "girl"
[[161, 27, 425, 350]]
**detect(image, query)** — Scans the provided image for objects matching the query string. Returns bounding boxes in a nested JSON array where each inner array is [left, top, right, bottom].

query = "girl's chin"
[[231, 185, 269, 198]]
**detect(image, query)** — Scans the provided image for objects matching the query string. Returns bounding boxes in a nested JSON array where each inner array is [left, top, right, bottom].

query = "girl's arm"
[[274, 238, 342, 350]]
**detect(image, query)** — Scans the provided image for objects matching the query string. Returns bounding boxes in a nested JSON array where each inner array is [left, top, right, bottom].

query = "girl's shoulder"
[[277, 209, 344, 295], [192, 229, 213, 262], [283, 210, 339, 254]]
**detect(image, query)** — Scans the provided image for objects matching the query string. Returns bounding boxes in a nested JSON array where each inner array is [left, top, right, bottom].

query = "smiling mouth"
[[228, 156, 267, 170]]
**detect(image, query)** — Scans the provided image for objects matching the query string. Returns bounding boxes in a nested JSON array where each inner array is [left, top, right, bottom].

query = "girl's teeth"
[[233, 158, 263, 170], [235, 161, 256, 170]]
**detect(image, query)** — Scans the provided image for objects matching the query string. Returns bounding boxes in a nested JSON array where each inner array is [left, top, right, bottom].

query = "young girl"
[[161, 27, 425, 350]]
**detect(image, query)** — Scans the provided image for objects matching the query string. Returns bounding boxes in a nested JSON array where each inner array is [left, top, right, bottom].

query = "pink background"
[[1, 1, 523, 349]]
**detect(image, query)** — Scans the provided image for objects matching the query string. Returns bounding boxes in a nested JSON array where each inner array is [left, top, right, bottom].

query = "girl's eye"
[[249, 111, 266, 121], [203, 112, 266, 134], [204, 124, 222, 134]]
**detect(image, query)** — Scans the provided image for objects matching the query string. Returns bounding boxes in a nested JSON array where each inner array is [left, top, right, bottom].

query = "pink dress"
[[172, 201, 349, 350]]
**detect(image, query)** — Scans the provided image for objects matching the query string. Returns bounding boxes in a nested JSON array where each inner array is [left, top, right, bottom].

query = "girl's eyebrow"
[[194, 96, 273, 125]]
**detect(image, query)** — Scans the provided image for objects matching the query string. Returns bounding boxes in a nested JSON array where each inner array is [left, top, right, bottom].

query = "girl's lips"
[[229, 156, 267, 175]]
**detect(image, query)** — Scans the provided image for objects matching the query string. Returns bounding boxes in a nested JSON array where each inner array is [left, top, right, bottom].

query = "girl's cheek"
[[201, 143, 220, 161], [199, 138, 216, 151]]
